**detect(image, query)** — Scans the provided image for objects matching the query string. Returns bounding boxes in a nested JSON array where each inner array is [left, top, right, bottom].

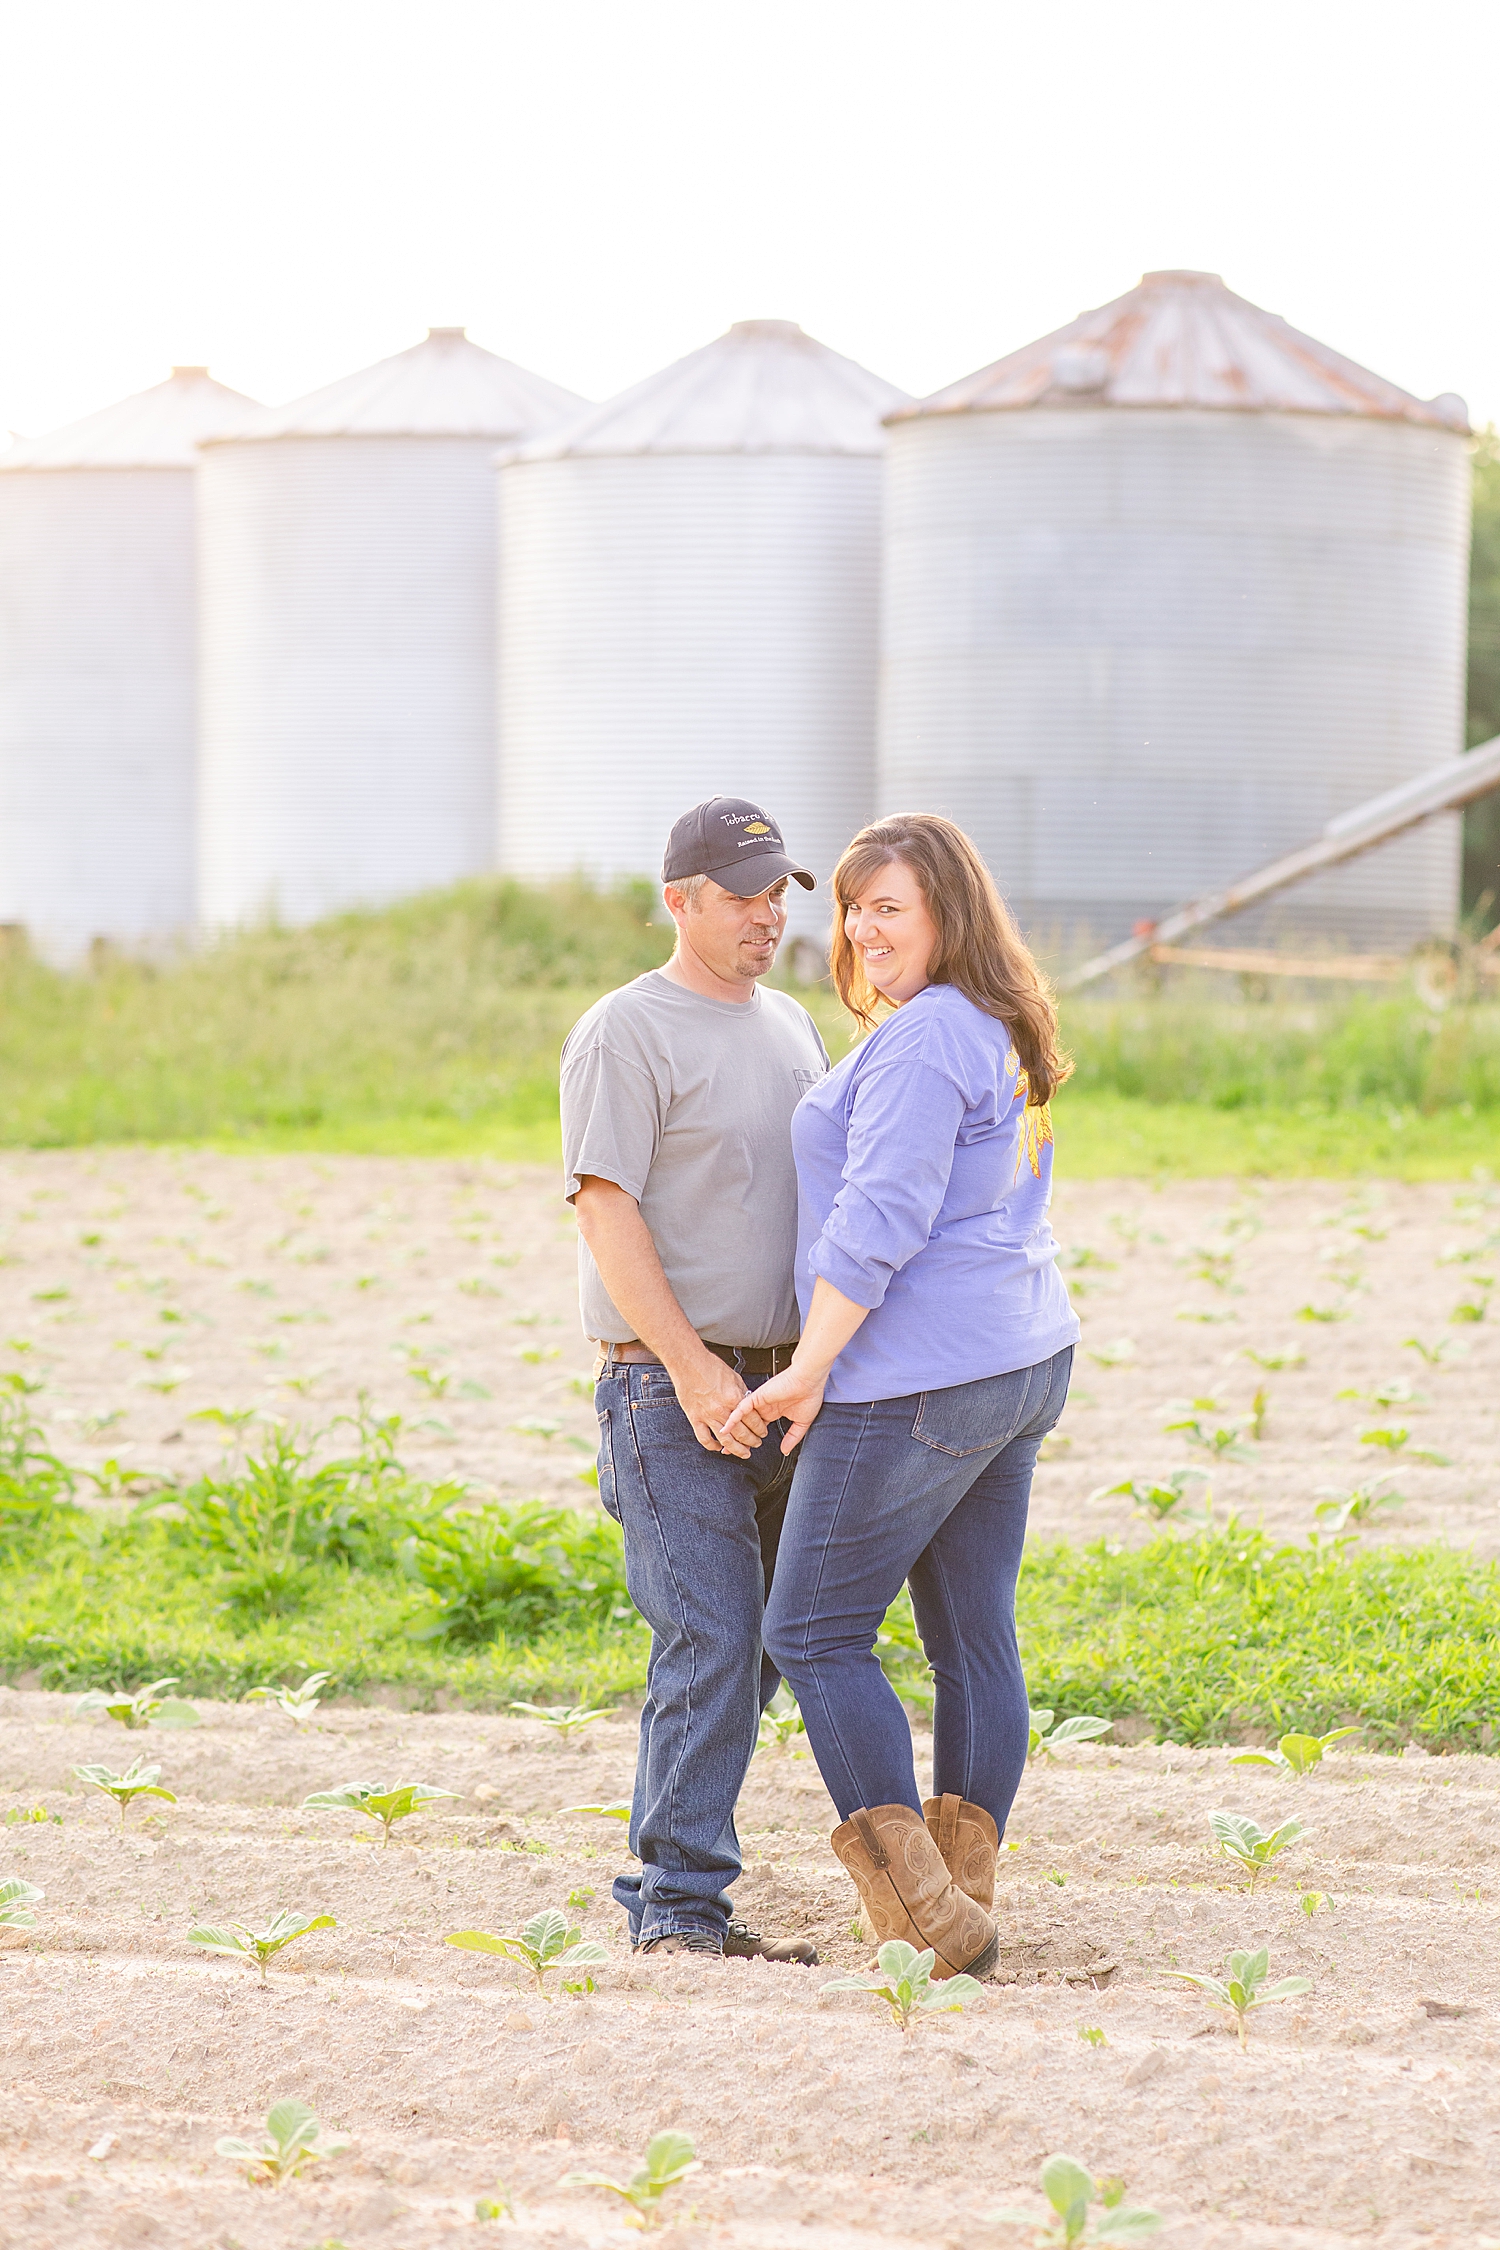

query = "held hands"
[[720, 1361, 827, 1457], [671, 1350, 766, 1458]]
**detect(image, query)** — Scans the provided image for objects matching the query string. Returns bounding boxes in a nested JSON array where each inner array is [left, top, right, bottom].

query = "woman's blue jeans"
[[762, 1348, 1072, 1830]]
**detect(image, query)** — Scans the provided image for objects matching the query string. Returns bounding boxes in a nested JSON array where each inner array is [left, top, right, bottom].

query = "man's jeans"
[[762, 1348, 1073, 1834], [595, 1362, 792, 1944]]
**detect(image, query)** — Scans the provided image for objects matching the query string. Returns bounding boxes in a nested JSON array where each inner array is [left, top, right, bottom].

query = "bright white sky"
[[2, 0, 1497, 438]]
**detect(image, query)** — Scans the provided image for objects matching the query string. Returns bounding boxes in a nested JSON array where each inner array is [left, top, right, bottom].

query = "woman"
[[721, 813, 1077, 1980]]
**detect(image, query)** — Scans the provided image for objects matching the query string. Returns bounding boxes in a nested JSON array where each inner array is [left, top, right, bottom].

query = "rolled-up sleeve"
[[807, 1061, 964, 1308], [560, 1041, 662, 1203]]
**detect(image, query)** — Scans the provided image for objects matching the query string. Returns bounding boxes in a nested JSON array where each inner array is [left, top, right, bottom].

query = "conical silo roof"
[[212, 327, 584, 444], [0, 367, 259, 471], [894, 271, 1469, 431], [517, 319, 909, 460]]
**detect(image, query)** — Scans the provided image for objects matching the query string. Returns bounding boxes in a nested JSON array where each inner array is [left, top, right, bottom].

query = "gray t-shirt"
[[561, 970, 830, 1347]]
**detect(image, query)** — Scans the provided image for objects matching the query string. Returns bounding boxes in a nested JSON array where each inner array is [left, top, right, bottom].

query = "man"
[[561, 795, 829, 1961]]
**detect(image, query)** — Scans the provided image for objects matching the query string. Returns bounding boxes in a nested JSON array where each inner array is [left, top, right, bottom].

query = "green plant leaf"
[[1255, 1976, 1314, 2004], [1096, 2211, 1163, 2240], [1047, 1715, 1113, 1746]]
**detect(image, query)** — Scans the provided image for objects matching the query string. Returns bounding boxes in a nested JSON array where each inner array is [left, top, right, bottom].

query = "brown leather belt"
[[593, 1339, 799, 1378]]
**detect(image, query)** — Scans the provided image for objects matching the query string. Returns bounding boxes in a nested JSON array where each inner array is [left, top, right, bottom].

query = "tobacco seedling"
[[1166, 1945, 1312, 2049], [566, 2131, 699, 2227], [821, 1938, 984, 2033], [1077, 2025, 1107, 2049], [301, 1779, 458, 1846], [247, 1670, 332, 1721], [1300, 1891, 1326, 1917], [445, 1908, 609, 1994], [1230, 1727, 1361, 1777], [187, 1909, 336, 1983], [475, 2177, 517, 2222], [757, 1690, 806, 1752], [1313, 1475, 1406, 1533], [0, 1877, 44, 1928], [1243, 1348, 1305, 1371], [189, 1406, 261, 1438], [1207, 1810, 1306, 1890], [1186, 1246, 1239, 1292], [77, 1677, 200, 1730], [1093, 1466, 1208, 1522], [1163, 1406, 1255, 1463], [1248, 1386, 1268, 1440], [216, 2097, 347, 2187], [563, 1799, 631, 1821], [1029, 1708, 1113, 1759], [1403, 1334, 1469, 1366], [1360, 1426, 1451, 1465], [1085, 1339, 1136, 1368], [73, 1758, 178, 1822], [989, 2153, 1161, 2243], [1337, 1378, 1427, 1409], [509, 1701, 611, 1742]]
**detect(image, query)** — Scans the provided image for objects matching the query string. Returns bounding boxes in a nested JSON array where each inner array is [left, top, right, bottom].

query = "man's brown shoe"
[[637, 1930, 723, 1957], [832, 1803, 998, 1980], [723, 1919, 819, 1966], [922, 1793, 999, 1911]]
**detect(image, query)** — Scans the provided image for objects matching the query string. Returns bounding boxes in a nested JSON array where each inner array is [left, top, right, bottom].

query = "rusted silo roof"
[[894, 271, 1469, 431]]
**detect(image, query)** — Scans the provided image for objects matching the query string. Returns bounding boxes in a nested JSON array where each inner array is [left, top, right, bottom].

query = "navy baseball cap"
[[662, 796, 816, 898]]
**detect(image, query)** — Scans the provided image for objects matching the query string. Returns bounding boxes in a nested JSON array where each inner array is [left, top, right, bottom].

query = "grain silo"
[[197, 328, 584, 928], [879, 271, 1472, 954], [0, 367, 257, 966], [495, 320, 908, 930]]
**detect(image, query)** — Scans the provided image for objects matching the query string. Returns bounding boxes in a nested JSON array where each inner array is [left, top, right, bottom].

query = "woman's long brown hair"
[[829, 813, 1073, 1105]]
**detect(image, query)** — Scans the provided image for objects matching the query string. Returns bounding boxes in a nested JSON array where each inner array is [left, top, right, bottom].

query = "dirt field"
[[2, 1687, 1499, 2250], [1, 1150, 1495, 1550], [3, 1150, 1500, 2246]]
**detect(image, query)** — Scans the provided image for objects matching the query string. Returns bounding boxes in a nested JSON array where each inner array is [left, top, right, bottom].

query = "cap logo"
[[743, 821, 771, 835]]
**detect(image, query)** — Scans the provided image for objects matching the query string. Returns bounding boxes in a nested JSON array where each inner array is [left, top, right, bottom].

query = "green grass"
[[4, 875, 1498, 1176], [1052, 1093, 1500, 1180], [7, 1413, 1497, 1748]]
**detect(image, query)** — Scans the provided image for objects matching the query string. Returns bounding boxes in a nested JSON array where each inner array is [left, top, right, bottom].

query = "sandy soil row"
[[1, 1151, 1496, 1551], [2, 1689, 1500, 2248]]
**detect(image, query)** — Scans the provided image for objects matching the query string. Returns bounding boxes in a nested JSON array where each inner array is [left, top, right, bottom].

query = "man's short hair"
[[666, 873, 709, 908]]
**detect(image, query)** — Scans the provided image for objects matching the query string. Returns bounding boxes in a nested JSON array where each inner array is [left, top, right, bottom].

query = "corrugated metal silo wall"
[[197, 435, 499, 929], [0, 468, 197, 966], [878, 408, 1470, 957], [495, 453, 882, 938]]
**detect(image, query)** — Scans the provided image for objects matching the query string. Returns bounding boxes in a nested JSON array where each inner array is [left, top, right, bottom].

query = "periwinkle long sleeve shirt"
[[791, 983, 1079, 1404]]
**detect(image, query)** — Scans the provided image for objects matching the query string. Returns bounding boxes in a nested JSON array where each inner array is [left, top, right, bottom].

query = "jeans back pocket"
[[911, 1365, 1035, 1458]]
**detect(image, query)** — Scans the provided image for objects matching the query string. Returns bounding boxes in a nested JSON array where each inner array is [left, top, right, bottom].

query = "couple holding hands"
[[562, 795, 1078, 1981]]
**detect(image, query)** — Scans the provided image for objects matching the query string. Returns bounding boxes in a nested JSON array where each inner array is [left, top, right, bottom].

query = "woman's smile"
[[843, 857, 939, 1005]]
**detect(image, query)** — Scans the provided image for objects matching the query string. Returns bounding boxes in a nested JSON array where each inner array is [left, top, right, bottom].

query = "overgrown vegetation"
[[1466, 423, 1500, 921], [10, 1407, 1500, 1744], [2, 874, 1498, 1177]]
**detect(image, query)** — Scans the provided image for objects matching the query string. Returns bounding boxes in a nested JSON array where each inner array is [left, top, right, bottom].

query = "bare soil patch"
[[1, 1151, 1495, 1550], [2, 1688, 1499, 2249]]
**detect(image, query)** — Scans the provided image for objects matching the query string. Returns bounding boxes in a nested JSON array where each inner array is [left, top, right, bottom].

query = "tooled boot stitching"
[[839, 1805, 998, 1980], [923, 1792, 999, 1913]]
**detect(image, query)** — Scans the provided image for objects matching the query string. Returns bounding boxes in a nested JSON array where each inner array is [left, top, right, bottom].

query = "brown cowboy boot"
[[831, 1803, 998, 1980], [922, 1793, 999, 1912]]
